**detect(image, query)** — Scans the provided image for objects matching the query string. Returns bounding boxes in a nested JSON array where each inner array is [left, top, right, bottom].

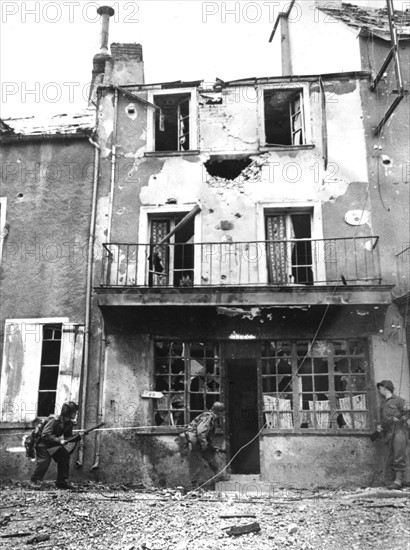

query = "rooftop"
[[0, 110, 95, 138], [320, 2, 410, 38]]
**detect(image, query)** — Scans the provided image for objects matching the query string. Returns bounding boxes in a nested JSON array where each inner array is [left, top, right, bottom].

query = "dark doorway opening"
[[227, 358, 260, 474]]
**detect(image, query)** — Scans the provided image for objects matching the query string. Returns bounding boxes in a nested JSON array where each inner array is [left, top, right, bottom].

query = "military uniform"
[[380, 394, 408, 480], [31, 416, 75, 487], [185, 410, 220, 486]]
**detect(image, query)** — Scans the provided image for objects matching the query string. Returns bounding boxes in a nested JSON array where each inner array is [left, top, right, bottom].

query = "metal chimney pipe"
[[97, 6, 115, 53]]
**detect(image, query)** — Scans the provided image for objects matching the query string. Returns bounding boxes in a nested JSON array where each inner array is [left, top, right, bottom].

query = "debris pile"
[[0, 482, 409, 549]]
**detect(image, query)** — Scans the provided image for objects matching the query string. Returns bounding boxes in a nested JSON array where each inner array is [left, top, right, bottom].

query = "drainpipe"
[[90, 87, 118, 469], [90, 315, 107, 471], [77, 125, 101, 467], [107, 88, 119, 243]]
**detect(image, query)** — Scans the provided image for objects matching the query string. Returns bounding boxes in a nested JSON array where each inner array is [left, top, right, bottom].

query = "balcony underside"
[[96, 284, 393, 307]]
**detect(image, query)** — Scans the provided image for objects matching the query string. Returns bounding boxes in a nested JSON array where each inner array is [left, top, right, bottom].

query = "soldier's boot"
[[387, 471, 403, 490]]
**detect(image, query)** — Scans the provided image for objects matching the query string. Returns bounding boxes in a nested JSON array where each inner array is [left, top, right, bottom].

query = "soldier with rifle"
[[372, 380, 409, 489], [30, 401, 103, 490], [184, 401, 226, 489]]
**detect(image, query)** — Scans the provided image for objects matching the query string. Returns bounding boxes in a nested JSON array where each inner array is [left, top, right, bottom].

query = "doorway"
[[227, 358, 260, 474]]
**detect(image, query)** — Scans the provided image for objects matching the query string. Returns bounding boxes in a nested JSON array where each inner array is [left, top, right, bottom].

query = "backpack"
[[24, 417, 53, 459]]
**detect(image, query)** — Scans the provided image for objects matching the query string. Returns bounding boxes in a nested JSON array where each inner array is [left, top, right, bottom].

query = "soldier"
[[185, 401, 225, 488], [375, 381, 408, 489], [30, 401, 79, 490]]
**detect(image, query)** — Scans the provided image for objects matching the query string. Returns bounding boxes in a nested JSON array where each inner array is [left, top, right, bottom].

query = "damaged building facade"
[[0, 1, 409, 488]]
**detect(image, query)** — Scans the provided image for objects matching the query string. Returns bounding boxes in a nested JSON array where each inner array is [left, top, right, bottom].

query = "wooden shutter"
[[0, 321, 42, 422], [54, 324, 84, 413]]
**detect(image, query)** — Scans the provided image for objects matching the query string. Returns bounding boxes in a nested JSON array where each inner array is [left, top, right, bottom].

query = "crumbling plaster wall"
[[359, 38, 410, 288], [101, 80, 370, 250], [261, 435, 378, 489]]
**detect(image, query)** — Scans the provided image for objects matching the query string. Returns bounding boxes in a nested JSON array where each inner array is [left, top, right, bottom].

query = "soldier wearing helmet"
[[30, 401, 79, 490], [184, 402, 225, 488]]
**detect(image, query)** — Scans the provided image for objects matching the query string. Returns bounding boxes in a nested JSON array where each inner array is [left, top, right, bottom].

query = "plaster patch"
[[344, 210, 370, 226], [318, 177, 349, 202], [140, 157, 202, 204]]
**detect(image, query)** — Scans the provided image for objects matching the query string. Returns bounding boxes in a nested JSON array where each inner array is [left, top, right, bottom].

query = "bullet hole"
[[235, 213, 242, 218], [220, 220, 234, 230], [221, 275, 227, 280], [381, 155, 391, 165], [17, 193, 24, 199], [205, 157, 252, 180], [275, 451, 282, 459], [209, 209, 214, 214], [126, 103, 137, 120]]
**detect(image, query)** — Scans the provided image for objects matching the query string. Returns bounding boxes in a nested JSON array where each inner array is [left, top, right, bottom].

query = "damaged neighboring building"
[[0, 1, 409, 488]]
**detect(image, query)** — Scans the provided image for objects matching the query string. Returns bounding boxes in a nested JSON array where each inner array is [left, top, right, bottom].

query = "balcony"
[[96, 237, 391, 307]]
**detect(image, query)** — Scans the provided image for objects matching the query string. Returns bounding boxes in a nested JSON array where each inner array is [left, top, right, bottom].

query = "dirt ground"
[[1, 482, 409, 550]]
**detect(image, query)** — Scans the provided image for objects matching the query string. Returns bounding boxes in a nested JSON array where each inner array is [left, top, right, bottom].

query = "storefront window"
[[261, 339, 369, 431], [154, 341, 221, 426]]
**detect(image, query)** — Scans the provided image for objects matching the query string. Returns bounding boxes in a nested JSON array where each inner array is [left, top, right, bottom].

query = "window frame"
[[146, 87, 199, 153], [259, 338, 373, 434], [259, 83, 312, 148], [256, 202, 326, 285], [0, 318, 83, 424], [153, 340, 223, 428], [137, 205, 202, 286]]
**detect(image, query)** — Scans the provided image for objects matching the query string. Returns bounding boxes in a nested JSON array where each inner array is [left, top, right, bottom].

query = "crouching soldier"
[[30, 401, 79, 490], [375, 381, 409, 489], [184, 401, 225, 488]]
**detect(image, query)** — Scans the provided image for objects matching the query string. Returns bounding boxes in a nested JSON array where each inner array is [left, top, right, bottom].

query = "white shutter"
[[54, 324, 84, 413], [0, 321, 42, 422]]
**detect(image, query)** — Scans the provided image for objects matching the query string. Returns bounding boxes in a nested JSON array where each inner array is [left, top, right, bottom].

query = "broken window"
[[154, 93, 190, 152], [264, 88, 305, 146], [154, 341, 221, 426], [261, 339, 370, 431], [0, 319, 84, 422], [265, 212, 313, 285], [37, 324, 62, 417], [148, 214, 195, 287]]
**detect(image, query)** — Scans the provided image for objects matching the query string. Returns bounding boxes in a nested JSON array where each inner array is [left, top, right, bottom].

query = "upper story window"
[[147, 88, 198, 153], [154, 93, 190, 151], [263, 87, 307, 146], [265, 211, 314, 285], [148, 214, 195, 287]]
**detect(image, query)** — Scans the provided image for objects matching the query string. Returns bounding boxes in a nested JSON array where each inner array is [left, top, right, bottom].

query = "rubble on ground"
[[0, 481, 409, 549]]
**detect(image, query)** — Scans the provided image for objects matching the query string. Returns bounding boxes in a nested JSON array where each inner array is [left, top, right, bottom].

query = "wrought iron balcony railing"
[[100, 237, 381, 288]]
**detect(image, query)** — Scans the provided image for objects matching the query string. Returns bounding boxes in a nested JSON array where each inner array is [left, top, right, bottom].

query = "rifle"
[[48, 422, 104, 456], [64, 422, 105, 445]]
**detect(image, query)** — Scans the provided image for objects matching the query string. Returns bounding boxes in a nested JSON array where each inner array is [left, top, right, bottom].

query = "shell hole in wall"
[[205, 157, 252, 180]]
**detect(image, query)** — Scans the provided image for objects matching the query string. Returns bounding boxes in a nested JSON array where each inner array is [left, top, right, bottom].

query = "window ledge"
[[262, 429, 372, 436], [0, 421, 37, 429], [259, 144, 315, 152], [145, 150, 200, 158]]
